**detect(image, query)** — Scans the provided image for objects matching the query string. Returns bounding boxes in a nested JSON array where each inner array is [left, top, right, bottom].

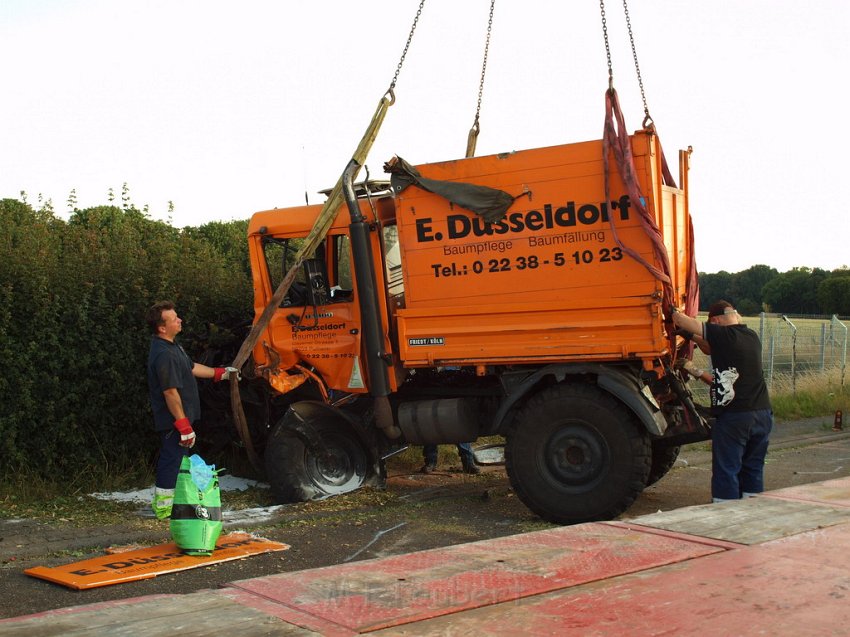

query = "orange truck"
[[242, 128, 707, 524]]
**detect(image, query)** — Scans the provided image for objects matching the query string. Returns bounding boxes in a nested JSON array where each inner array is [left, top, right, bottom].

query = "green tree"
[[816, 268, 850, 315], [729, 264, 777, 314], [762, 267, 828, 314], [697, 271, 733, 310]]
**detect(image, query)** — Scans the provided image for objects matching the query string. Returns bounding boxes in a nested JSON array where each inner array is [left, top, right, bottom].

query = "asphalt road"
[[1, 415, 848, 621]]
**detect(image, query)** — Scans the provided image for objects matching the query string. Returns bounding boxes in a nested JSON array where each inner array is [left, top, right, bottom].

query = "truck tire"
[[505, 383, 651, 524], [264, 417, 371, 503], [646, 444, 681, 487]]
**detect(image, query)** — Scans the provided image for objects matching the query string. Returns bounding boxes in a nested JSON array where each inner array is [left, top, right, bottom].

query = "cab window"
[[262, 235, 354, 307]]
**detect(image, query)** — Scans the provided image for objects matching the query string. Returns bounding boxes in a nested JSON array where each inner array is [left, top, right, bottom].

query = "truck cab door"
[[260, 234, 367, 393]]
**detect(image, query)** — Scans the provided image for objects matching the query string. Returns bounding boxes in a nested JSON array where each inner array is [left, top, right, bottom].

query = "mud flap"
[[597, 372, 668, 437], [660, 372, 712, 446]]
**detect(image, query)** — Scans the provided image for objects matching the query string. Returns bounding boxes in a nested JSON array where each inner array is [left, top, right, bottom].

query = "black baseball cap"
[[707, 300, 735, 318]]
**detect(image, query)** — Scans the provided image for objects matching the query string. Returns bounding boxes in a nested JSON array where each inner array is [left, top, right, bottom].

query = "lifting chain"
[[599, 0, 614, 91], [466, 0, 496, 158], [621, 0, 652, 128], [387, 0, 428, 101], [231, 0, 431, 473], [599, 0, 654, 129]]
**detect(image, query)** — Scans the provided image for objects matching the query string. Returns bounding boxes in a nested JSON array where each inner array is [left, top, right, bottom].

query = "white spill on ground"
[[90, 477, 291, 525]]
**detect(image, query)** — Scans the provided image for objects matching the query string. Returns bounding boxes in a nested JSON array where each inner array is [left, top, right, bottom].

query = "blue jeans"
[[711, 409, 773, 500], [156, 429, 191, 489], [423, 443, 474, 465]]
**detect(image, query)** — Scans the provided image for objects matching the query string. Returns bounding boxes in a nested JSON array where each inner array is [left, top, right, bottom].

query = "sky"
[[2, 0, 848, 275]]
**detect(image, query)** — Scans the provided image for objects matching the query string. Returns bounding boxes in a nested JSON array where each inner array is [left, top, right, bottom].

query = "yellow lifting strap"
[[465, 0, 496, 158], [227, 93, 394, 471], [225, 0, 428, 470]]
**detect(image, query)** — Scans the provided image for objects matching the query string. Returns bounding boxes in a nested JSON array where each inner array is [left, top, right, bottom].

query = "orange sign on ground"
[[25, 532, 289, 590]]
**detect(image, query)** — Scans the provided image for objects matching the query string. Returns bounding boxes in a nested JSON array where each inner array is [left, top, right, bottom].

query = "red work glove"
[[174, 417, 196, 448], [213, 366, 240, 382]]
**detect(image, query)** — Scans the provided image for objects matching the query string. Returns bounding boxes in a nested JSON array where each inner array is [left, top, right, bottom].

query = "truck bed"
[[391, 132, 691, 367]]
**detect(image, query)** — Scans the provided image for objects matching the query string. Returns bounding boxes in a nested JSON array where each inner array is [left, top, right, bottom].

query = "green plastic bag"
[[170, 454, 222, 556]]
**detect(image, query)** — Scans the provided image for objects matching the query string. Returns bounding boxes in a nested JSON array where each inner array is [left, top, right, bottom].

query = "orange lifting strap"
[[602, 87, 672, 303], [602, 89, 700, 357], [599, 0, 699, 330]]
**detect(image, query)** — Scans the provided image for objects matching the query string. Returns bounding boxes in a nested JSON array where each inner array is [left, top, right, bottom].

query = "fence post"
[[760, 312, 768, 382], [782, 315, 797, 395], [768, 334, 775, 389], [834, 315, 848, 387], [820, 322, 827, 372]]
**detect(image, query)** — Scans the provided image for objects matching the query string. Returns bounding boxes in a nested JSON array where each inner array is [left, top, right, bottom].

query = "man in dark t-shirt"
[[671, 300, 773, 502], [145, 301, 238, 519]]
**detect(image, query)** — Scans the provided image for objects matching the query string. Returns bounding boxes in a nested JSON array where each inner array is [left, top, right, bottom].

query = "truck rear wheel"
[[265, 416, 372, 503], [505, 383, 651, 524], [647, 444, 681, 487]]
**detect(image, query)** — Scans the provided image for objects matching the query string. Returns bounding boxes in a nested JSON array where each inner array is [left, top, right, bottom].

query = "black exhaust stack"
[[342, 159, 401, 439]]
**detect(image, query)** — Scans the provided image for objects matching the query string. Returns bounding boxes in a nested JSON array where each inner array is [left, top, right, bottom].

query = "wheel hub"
[[545, 425, 608, 487], [316, 448, 353, 482], [306, 432, 368, 494], [563, 438, 591, 467]]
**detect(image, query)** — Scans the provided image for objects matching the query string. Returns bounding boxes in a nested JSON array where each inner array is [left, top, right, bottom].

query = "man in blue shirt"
[[146, 301, 237, 519]]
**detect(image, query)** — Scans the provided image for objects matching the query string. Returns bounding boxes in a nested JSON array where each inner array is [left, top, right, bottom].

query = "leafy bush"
[[0, 199, 251, 481]]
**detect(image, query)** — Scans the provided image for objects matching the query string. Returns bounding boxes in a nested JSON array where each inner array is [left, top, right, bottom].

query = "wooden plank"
[[627, 496, 850, 544]]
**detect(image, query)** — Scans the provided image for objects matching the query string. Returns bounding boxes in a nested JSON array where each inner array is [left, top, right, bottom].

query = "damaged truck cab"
[[245, 129, 706, 524]]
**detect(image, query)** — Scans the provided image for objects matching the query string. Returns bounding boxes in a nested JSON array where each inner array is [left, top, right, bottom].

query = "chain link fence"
[[690, 313, 848, 400]]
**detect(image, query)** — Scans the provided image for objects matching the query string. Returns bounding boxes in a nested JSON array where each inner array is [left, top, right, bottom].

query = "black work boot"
[[461, 457, 481, 475]]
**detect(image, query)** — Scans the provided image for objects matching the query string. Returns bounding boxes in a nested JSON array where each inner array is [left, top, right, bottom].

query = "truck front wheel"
[[505, 383, 651, 524], [264, 414, 374, 503]]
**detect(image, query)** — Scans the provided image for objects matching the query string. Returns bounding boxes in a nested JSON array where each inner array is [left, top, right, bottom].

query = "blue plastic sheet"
[[189, 454, 215, 491]]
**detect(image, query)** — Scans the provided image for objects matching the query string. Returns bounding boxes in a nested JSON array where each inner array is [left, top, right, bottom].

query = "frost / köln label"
[[408, 337, 445, 346]]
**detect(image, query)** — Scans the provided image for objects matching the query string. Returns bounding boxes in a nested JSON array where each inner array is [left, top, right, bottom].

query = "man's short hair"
[[707, 300, 735, 318], [146, 300, 175, 334]]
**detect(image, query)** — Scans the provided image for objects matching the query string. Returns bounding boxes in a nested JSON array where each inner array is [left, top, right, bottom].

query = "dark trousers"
[[155, 429, 191, 489], [423, 443, 474, 465], [711, 409, 773, 500]]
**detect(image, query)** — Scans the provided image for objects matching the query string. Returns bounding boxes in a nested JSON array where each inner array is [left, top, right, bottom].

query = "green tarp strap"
[[386, 156, 515, 224]]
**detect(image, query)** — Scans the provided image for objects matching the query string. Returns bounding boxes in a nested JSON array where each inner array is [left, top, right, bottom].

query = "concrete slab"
[[620, 494, 850, 544], [0, 591, 312, 637], [761, 476, 850, 508]]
